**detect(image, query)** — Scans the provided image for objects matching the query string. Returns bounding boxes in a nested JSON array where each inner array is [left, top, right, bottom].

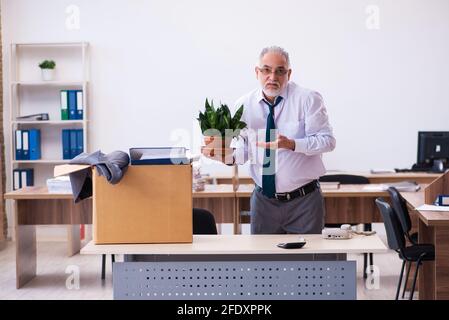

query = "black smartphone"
[[277, 242, 306, 249]]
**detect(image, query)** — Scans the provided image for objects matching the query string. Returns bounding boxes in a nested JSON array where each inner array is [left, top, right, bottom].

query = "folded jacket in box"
[[69, 150, 130, 203]]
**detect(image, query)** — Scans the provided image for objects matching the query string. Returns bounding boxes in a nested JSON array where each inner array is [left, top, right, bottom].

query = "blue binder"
[[22, 130, 30, 160], [68, 90, 77, 120], [69, 129, 77, 159], [26, 168, 34, 186], [76, 129, 83, 156], [129, 147, 191, 165], [62, 129, 71, 160], [76, 90, 83, 120], [20, 168, 34, 187], [13, 168, 34, 190], [15, 130, 22, 160], [29, 129, 41, 160]]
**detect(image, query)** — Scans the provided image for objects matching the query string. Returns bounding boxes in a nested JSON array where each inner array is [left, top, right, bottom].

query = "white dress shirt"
[[232, 81, 336, 193]]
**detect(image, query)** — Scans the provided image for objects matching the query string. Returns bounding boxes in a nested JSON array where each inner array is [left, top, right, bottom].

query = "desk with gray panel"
[[81, 234, 387, 300]]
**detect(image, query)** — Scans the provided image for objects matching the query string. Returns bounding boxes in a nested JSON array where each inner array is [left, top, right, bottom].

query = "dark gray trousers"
[[250, 187, 325, 234]]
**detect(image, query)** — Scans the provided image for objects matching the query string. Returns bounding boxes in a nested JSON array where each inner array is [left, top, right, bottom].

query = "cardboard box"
[[55, 164, 193, 244]]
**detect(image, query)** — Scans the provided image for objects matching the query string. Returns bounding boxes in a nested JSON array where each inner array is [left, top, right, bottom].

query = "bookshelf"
[[8, 42, 89, 190]]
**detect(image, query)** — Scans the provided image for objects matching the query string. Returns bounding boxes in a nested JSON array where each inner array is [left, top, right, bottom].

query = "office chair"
[[193, 208, 218, 234], [387, 187, 419, 298], [101, 208, 217, 279], [375, 198, 434, 300], [319, 174, 373, 278]]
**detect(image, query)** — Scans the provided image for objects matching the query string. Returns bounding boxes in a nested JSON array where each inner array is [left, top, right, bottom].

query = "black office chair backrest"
[[319, 174, 369, 185], [387, 187, 412, 235], [193, 208, 218, 235], [375, 198, 406, 251]]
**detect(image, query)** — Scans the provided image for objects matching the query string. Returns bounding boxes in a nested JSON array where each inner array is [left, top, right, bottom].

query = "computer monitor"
[[417, 131, 449, 171]]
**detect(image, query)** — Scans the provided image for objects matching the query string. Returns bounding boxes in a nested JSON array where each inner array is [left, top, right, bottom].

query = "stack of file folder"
[[15, 129, 41, 160], [62, 129, 83, 159], [13, 168, 34, 190], [129, 147, 191, 165], [60, 90, 83, 120]]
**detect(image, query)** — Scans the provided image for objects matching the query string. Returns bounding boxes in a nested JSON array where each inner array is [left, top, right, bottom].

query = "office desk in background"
[[234, 184, 391, 234], [81, 234, 387, 300], [401, 171, 449, 300], [212, 172, 440, 185], [206, 171, 439, 233], [3, 187, 92, 288]]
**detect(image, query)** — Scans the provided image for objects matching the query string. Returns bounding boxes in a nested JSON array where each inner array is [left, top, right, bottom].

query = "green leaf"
[[221, 104, 231, 129], [231, 104, 244, 128], [236, 120, 247, 130]]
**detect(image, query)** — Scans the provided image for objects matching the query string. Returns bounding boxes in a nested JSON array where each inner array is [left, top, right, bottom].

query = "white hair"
[[259, 46, 291, 68]]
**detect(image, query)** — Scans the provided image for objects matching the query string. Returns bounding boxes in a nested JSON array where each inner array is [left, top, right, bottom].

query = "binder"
[[29, 129, 41, 160], [76, 90, 83, 120], [68, 90, 77, 120], [15, 130, 22, 160], [17, 169, 34, 189], [60, 90, 68, 120], [70, 129, 77, 159], [129, 147, 191, 165], [22, 130, 30, 160], [62, 129, 71, 160], [76, 129, 84, 156], [20, 171, 27, 189], [22, 169, 34, 187], [13, 169, 20, 190]]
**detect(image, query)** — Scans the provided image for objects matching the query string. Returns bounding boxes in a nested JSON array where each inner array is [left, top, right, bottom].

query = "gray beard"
[[263, 87, 281, 98]]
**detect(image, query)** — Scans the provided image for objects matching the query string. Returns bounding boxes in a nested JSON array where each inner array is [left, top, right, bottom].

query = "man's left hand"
[[257, 134, 296, 151]]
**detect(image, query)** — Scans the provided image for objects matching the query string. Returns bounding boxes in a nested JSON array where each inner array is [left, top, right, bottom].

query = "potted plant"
[[38, 60, 56, 81], [197, 98, 247, 164]]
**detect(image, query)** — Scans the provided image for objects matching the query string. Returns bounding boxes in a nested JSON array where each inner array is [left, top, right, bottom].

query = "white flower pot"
[[41, 69, 55, 81]]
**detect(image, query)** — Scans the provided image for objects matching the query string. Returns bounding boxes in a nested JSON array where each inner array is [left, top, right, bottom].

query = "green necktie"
[[262, 96, 283, 198]]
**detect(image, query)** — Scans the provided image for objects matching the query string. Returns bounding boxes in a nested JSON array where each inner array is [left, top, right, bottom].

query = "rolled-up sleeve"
[[293, 91, 336, 155]]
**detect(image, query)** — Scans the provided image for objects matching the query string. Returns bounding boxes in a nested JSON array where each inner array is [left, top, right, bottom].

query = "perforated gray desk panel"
[[113, 260, 356, 300]]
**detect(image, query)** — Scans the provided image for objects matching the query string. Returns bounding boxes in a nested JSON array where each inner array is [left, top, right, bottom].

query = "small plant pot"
[[202, 135, 234, 164], [41, 69, 55, 81]]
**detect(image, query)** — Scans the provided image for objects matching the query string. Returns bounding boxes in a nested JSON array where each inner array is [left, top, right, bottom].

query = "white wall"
[[2, 0, 449, 236]]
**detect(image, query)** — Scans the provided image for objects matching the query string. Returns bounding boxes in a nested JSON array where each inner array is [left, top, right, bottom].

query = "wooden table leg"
[[234, 197, 241, 235], [15, 223, 37, 289], [418, 218, 435, 300], [67, 225, 81, 257]]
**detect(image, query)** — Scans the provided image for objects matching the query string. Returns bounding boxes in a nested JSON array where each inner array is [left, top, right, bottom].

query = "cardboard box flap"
[[54, 164, 91, 177]]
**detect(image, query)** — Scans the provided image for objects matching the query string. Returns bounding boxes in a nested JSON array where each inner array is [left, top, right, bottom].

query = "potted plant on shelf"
[[38, 60, 56, 81], [197, 98, 247, 164]]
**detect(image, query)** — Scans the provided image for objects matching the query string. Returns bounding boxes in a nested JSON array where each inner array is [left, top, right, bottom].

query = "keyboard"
[[395, 166, 434, 173]]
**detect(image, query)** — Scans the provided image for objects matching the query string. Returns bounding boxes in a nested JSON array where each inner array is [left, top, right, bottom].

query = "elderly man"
[[205, 46, 336, 234]]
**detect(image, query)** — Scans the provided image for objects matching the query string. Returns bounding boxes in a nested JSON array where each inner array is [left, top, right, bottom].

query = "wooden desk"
[[81, 234, 387, 300], [213, 172, 440, 185], [3, 186, 92, 288], [234, 184, 389, 234], [402, 187, 449, 300], [401, 171, 449, 299], [82, 234, 387, 255]]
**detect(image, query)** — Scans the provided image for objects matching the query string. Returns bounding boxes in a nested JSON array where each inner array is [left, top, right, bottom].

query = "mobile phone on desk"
[[277, 242, 306, 249]]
